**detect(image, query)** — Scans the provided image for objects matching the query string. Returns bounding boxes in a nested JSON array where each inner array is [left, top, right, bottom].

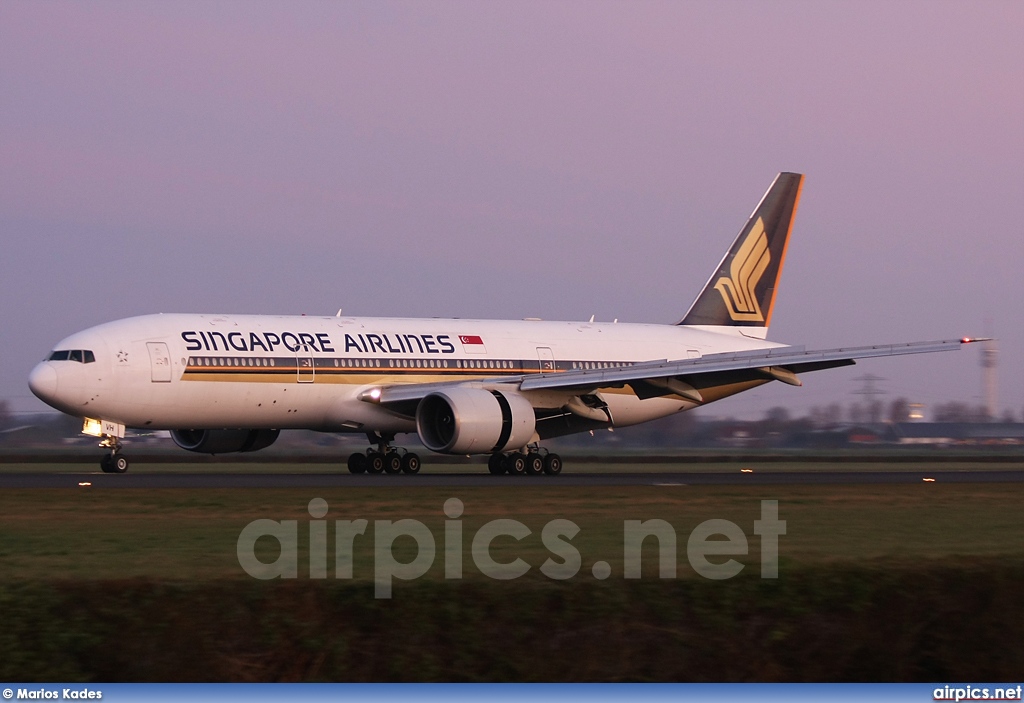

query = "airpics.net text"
[[237, 498, 786, 598]]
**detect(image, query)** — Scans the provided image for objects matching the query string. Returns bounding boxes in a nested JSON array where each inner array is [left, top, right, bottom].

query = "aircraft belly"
[[324, 396, 417, 434], [106, 380, 355, 430]]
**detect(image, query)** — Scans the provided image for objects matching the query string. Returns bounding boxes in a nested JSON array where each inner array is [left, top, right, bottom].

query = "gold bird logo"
[[714, 218, 770, 322]]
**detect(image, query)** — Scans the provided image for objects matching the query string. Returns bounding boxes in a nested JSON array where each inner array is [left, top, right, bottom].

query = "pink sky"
[[1, 1, 1021, 418]]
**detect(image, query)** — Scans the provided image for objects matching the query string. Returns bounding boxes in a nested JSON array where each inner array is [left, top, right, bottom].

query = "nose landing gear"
[[98, 437, 129, 474]]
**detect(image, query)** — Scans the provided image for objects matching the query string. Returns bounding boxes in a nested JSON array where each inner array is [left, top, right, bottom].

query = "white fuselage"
[[29, 313, 784, 434]]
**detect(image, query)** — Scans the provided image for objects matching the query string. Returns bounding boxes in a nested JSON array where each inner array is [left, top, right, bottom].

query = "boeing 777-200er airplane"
[[28, 173, 979, 474]]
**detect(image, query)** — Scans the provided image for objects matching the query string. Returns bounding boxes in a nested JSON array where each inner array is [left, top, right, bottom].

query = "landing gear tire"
[[525, 453, 544, 475], [488, 453, 507, 475], [401, 453, 421, 474], [100, 454, 129, 474], [384, 451, 403, 474], [505, 452, 527, 475], [543, 453, 563, 475], [347, 452, 367, 474], [365, 452, 385, 474]]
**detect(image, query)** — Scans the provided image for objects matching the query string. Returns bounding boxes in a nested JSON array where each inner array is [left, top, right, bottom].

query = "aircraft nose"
[[28, 363, 58, 404]]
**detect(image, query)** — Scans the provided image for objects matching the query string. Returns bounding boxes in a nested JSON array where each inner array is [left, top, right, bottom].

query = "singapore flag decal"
[[459, 334, 487, 354]]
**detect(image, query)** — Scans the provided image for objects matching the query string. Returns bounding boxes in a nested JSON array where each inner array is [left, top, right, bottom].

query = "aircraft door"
[[297, 345, 315, 383], [146, 342, 172, 382], [537, 347, 555, 373]]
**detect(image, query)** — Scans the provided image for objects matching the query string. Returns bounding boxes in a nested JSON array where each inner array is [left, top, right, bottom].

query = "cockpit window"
[[48, 350, 95, 364]]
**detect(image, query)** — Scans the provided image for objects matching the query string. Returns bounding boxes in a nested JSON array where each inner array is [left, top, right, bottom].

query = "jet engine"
[[170, 429, 280, 454], [416, 388, 536, 454]]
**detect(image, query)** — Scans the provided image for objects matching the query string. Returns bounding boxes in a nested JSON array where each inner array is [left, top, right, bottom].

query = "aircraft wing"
[[517, 338, 972, 394], [372, 338, 977, 412]]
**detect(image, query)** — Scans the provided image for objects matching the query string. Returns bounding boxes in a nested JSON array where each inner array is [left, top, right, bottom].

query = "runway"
[[1, 470, 1023, 489]]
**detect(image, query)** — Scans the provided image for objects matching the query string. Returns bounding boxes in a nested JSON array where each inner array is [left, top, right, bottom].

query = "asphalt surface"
[[1, 470, 1023, 488]]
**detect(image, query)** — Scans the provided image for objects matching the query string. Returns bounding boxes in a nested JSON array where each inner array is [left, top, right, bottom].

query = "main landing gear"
[[488, 448, 562, 476], [347, 432, 421, 475], [98, 437, 129, 474]]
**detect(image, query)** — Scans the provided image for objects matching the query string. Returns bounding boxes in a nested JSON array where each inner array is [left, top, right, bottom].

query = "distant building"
[[894, 422, 1024, 446]]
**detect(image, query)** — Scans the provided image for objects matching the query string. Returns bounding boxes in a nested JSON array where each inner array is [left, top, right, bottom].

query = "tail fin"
[[677, 172, 804, 337]]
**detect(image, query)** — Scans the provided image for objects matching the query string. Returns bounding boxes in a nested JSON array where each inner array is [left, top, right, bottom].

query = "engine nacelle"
[[416, 388, 536, 455], [170, 429, 280, 454]]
